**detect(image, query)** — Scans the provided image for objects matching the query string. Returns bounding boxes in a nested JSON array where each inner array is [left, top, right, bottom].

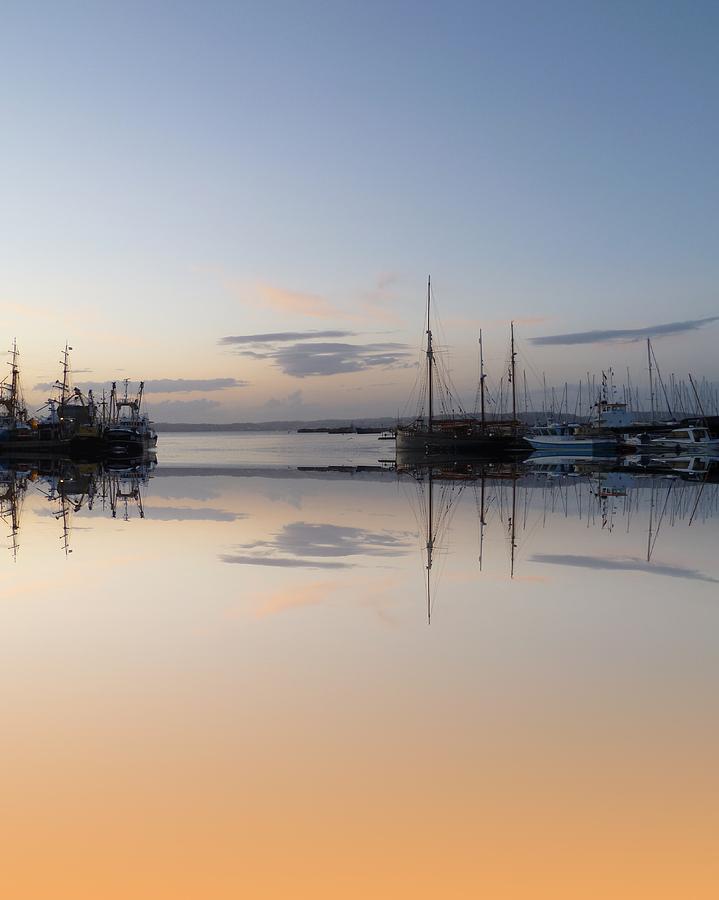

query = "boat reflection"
[[0, 454, 156, 556], [523, 450, 719, 482], [398, 452, 719, 621]]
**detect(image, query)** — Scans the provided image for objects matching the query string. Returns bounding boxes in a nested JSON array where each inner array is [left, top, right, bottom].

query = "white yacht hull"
[[525, 435, 618, 455]]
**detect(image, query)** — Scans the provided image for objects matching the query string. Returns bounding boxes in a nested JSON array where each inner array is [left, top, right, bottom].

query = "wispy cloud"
[[255, 283, 342, 319], [531, 553, 718, 583], [530, 316, 719, 346], [219, 331, 354, 345], [221, 330, 411, 377], [358, 272, 405, 325], [143, 378, 247, 392], [221, 521, 412, 568], [34, 377, 246, 393], [267, 341, 411, 377]]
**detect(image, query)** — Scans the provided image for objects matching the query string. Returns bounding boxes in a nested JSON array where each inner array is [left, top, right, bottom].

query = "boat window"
[[671, 431, 690, 440]]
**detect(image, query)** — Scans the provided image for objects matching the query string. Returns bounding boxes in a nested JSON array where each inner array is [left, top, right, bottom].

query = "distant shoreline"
[[153, 410, 713, 433], [153, 419, 399, 433]]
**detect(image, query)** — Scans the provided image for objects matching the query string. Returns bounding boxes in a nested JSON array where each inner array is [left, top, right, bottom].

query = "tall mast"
[[59, 344, 71, 407], [510, 321, 517, 430], [426, 276, 434, 433], [647, 338, 655, 422], [10, 340, 19, 418], [479, 329, 486, 428]]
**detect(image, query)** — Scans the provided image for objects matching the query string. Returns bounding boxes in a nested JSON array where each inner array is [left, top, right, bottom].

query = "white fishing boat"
[[525, 423, 618, 455]]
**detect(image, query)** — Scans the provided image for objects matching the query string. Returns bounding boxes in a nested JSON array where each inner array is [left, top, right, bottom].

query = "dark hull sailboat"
[[395, 423, 519, 455], [395, 278, 529, 458]]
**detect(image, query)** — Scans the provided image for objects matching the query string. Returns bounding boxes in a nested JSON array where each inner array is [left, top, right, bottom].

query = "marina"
[[5, 2, 719, 893]]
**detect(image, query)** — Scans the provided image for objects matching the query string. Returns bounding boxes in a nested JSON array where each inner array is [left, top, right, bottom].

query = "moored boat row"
[[393, 279, 717, 463], [0, 343, 157, 457]]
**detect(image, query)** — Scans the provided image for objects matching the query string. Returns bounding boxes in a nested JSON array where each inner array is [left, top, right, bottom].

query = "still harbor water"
[[2, 433, 719, 899]]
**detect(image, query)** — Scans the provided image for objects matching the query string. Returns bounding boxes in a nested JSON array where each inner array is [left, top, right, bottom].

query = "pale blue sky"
[[1, 1, 717, 420]]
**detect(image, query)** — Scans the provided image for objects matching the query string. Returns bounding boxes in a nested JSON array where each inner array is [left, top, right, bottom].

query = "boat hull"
[[396, 427, 527, 456], [104, 428, 156, 456], [650, 439, 719, 455], [525, 436, 618, 455]]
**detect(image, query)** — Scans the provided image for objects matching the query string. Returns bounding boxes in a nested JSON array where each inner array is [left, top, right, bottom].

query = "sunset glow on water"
[[1, 435, 717, 898]]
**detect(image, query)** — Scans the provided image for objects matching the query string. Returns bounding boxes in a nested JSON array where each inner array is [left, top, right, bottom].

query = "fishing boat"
[[37, 345, 105, 453], [0, 342, 37, 446], [395, 278, 528, 457], [524, 422, 618, 455], [104, 380, 157, 455]]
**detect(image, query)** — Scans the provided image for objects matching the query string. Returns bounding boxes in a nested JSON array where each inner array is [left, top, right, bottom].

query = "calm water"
[[2, 433, 718, 899]]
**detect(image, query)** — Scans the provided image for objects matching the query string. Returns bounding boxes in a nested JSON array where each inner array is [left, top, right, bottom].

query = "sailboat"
[[395, 278, 528, 457]]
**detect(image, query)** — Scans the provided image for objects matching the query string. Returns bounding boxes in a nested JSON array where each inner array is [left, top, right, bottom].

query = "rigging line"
[[514, 347, 546, 394]]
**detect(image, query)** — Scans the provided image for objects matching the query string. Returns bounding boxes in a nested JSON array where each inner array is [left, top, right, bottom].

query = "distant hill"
[[154, 412, 718, 433], [154, 418, 399, 432]]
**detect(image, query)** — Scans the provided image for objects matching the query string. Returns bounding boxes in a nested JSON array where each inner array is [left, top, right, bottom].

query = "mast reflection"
[[398, 452, 719, 621], [0, 454, 155, 556]]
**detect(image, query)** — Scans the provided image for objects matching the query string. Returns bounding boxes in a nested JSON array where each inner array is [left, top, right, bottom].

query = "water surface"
[[1, 433, 718, 899]]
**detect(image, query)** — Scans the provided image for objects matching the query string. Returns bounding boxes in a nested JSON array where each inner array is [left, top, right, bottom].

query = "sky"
[[1, 0, 717, 421]]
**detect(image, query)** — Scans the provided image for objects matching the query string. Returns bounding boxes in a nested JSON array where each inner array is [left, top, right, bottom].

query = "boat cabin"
[[666, 427, 711, 443]]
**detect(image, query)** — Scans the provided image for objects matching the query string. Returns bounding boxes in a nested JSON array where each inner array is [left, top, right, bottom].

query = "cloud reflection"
[[221, 521, 412, 568], [531, 553, 718, 583], [143, 506, 245, 522]]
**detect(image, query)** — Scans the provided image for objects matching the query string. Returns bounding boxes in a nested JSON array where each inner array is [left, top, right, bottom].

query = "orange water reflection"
[[0, 462, 718, 898]]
